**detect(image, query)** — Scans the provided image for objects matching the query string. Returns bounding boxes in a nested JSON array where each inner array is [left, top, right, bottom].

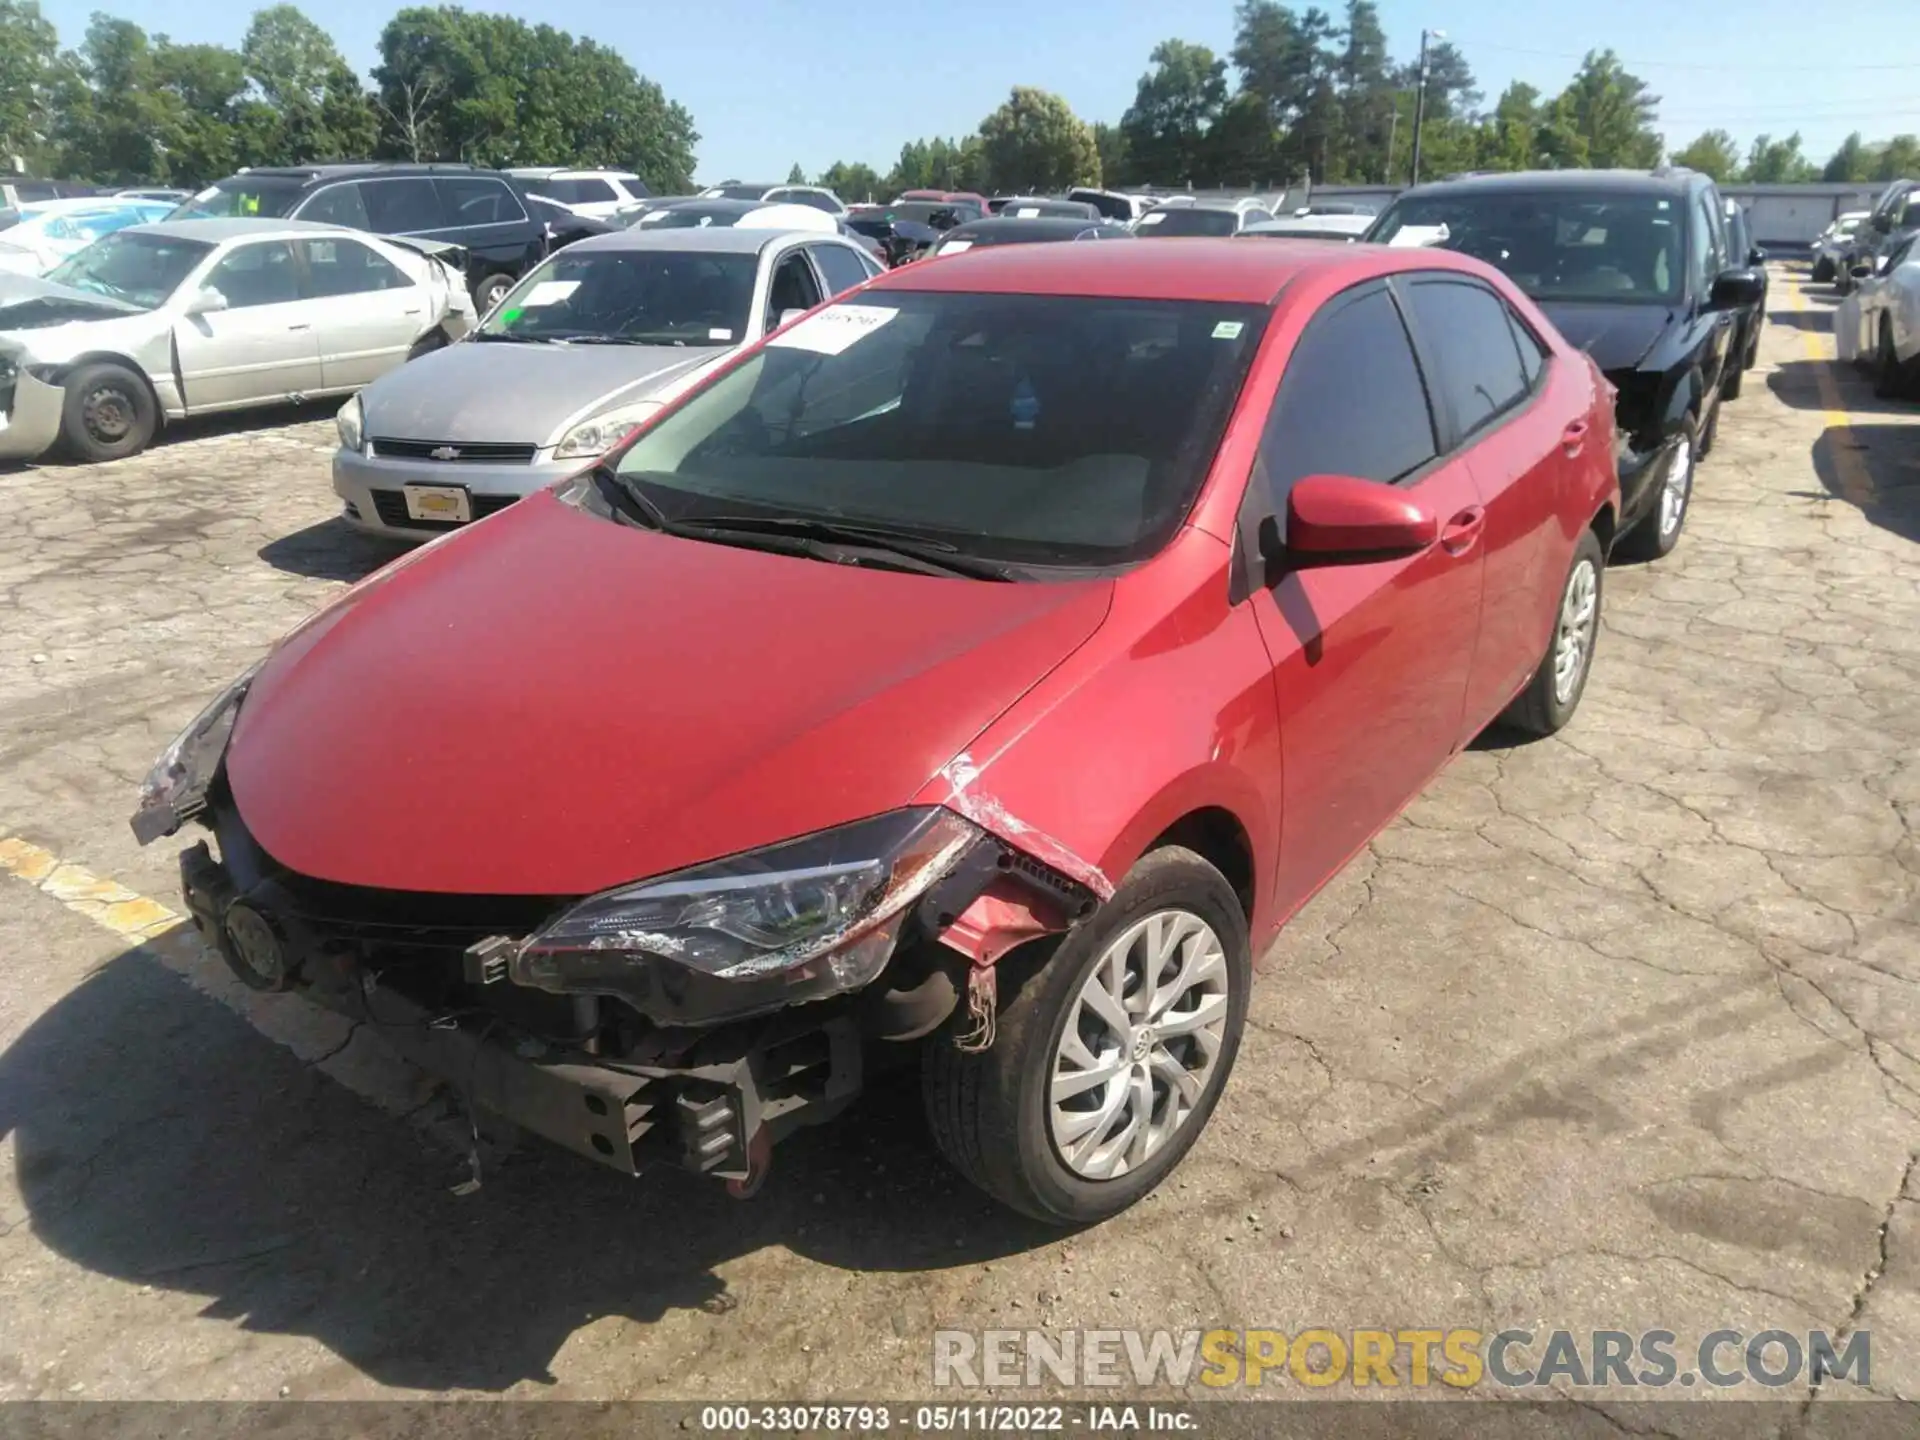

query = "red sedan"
[[134, 239, 1618, 1224]]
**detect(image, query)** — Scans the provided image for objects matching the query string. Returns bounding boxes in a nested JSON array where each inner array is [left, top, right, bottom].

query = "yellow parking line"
[[0, 834, 186, 944], [1789, 276, 1877, 506]]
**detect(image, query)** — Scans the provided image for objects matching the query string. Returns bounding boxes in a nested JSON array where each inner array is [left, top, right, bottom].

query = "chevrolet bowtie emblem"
[[430, 445, 461, 460]]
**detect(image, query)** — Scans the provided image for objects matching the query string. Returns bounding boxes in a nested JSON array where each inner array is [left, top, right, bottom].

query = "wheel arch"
[[48, 352, 167, 432], [1588, 500, 1617, 557], [1145, 808, 1256, 922]]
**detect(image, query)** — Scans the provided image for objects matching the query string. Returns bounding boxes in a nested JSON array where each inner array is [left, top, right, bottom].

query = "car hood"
[[1535, 301, 1675, 375], [357, 339, 726, 446], [225, 493, 1114, 895], [0, 273, 145, 332]]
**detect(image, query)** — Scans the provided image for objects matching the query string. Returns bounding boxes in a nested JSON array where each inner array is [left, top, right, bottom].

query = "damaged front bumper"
[[0, 364, 63, 462], [173, 809, 1099, 1190], [1615, 428, 1685, 538]]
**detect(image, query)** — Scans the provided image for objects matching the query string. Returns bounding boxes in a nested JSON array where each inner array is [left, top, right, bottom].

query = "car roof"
[[568, 225, 823, 255], [872, 235, 1459, 303], [227, 163, 499, 183], [123, 217, 368, 242], [943, 216, 1125, 241], [1399, 168, 1701, 199]]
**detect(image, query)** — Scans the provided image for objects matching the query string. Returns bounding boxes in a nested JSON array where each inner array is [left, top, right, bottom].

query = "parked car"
[[331, 225, 882, 538], [1291, 202, 1376, 217], [1238, 215, 1373, 242], [634, 198, 841, 235], [1811, 210, 1869, 284], [1135, 199, 1275, 236], [930, 215, 1133, 256], [695, 183, 845, 214], [139, 238, 1617, 1223], [505, 168, 650, 219], [895, 188, 990, 212], [0, 177, 99, 208], [1065, 187, 1158, 222], [609, 196, 698, 228], [989, 198, 1102, 221], [0, 219, 474, 464], [1367, 168, 1763, 562], [171, 163, 549, 311], [1719, 198, 1767, 397], [1838, 179, 1919, 295], [0, 198, 176, 275], [1835, 230, 1920, 398], [842, 210, 943, 266], [523, 193, 617, 255]]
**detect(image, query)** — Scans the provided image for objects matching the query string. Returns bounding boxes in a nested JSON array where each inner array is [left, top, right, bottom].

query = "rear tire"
[[1615, 414, 1697, 564], [923, 847, 1251, 1225], [474, 273, 515, 313], [1722, 359, 1745, 399], [58, 362, 157, 464], [1812, 256, 1835, 283], [1497, 528, 1605, 737], [407, 328, 449, 362]]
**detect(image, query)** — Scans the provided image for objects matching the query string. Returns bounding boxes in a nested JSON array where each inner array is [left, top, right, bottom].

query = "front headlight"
[[130, 661, 263, 845], [552, 400, 663, 460], [510, 808, 981, 1025], [336, 394, 363, 452]]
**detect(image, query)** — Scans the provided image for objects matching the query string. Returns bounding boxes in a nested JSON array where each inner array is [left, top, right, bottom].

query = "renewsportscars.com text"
[[932, 1328, 1871, 1390]]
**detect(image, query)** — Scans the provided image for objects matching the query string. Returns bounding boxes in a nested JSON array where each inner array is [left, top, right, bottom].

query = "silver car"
[[332, 225, 883, 539], [0, 218, 474, 464]]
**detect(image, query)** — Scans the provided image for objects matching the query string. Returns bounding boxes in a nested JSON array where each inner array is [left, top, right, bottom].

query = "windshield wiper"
[[590, 465, 678, 533], [676, 514, 1014, 580]]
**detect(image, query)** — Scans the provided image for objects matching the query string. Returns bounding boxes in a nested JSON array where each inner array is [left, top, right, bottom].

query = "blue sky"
[[34, 0, 1920, 182]]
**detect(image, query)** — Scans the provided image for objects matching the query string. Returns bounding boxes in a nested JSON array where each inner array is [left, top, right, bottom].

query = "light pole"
[[1409, 27, 1445, 186]]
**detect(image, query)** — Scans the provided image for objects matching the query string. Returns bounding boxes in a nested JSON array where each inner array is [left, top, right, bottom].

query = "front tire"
[[1498, 527, 1605, 737], [1812, 256, 1835, 283], [474, 273, 516, 313], [59, 362, 157, 463], [1615, 415, 1697, 564], [1874, 318, 1914, 400], [923, 847, 1251, 1225]]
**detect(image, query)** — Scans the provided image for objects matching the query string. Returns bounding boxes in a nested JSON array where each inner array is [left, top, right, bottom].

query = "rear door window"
[[541, 177, 618, 205], [807, 242, 872, 297], [300, 183, 370, 230], [300, 236, 414, 296], [1257, 282, 1437, 516], [361, 178, 445, 233], [1401, 277, 1531, 440], [436, 176, 527, 227], [205, 240, 302, 308]]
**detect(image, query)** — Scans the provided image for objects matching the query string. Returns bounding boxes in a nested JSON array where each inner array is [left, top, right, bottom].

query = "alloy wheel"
[[1553, 557, 1599, 704], [1659, 436, 1693, 538], [1048, 909, 1230, 1180]]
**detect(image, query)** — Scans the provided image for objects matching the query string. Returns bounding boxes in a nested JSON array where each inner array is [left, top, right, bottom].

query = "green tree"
[[816, 159, 880, 202], [1744, 132, 1814, 183], [372, 7, 698, 190], [1119, 39, 1227, 188], [1204, 90, 1279, 187], [1092, 120, 1129, 187], [241, 5, 376, 165], [1555, 49, 1661, 169], [1874, 135, 1920, 182], [49, 16, 250, 184], [1821, 131, 1868, 182], [1334, 0, 1393, 180], [785, 161, 805, 184], [1673, 128, 1740, 182], [0, 0, 58, 169], [1480, 81, 1540, 171], [976, 86, 1099, 193]]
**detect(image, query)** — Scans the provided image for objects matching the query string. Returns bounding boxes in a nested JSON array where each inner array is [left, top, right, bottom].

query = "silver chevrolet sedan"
[[0, 218, 473, 464], [331, 225, 883, 538]]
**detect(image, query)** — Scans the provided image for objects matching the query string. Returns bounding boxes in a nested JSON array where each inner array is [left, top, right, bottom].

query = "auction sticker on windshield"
[[521, 280, 580, 307], [768, 303, 898, 356]]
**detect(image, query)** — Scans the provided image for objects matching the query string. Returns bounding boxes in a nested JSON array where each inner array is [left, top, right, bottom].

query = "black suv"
[[1366, 169, 1764, 561], [170, 164, 547, 310]]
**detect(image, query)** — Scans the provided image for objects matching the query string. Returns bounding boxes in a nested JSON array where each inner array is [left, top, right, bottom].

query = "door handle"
[[1561, 419, 1590, 456], [287, 323, 312, 332], [1440, 505, 1485, 557]]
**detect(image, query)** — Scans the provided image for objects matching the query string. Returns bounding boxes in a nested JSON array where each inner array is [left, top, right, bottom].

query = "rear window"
[[539, 177, 619, 205], [1137, 208, 1238, 237], [610, 292, 1269, 569]]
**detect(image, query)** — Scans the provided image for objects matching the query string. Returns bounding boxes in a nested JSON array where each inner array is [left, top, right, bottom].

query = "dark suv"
[[1366, 168, 1764, 562], [171, 164, 546, 310]]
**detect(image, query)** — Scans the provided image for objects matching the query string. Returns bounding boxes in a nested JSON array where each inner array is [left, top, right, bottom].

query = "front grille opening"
[[370, 437, 538, 463]]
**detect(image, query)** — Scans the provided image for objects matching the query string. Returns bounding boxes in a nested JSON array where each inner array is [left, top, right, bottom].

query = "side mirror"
[[184, 287, 228, 317], [1748, 246, 1767, 266], [1707, 268, 1765, 310], [1273, 474, 1439, 569], [777, 307, 807, 329]]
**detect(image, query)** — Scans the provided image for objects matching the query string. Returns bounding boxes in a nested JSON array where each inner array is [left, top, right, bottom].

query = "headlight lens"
[[336, 394, 363, 452], [553, 400, 662, 460], [129, 661, 263, 845], [511, 808, 981, 1025]]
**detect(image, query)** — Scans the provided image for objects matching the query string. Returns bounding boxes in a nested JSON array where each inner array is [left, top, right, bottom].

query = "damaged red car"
[[133, 239, 1619, 1224]]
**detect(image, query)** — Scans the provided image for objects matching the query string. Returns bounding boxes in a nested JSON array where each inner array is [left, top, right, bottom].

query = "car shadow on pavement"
[[1812, 423, 1920, 545], [1765, 360, 1919, 417], [0, 941, 1062, 1392], [259, 517, 409, 584], [1766, 309, 1835, 332]]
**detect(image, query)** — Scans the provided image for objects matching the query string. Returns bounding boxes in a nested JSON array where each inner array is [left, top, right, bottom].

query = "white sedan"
[[0, 218, 476, 464], [1835, 231, 1920, 399], [0, 198, 176, 275]]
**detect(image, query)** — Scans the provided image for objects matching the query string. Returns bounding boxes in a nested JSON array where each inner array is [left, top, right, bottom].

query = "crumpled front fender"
[[0, 370, 63, 461]]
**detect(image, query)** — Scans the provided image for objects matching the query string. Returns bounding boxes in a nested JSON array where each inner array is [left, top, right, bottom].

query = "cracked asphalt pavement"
[[0, 268, 1916, 1413]]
